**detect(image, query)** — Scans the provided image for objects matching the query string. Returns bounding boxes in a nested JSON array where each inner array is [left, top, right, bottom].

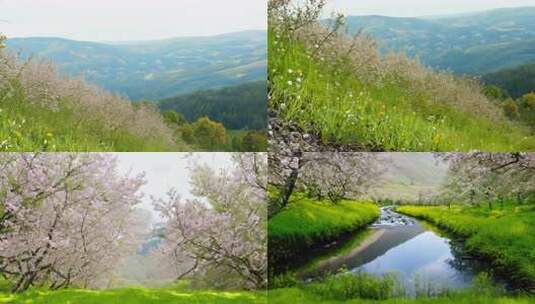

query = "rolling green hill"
[[6, 31, 266, 100], [340, 7, 535, 74], [159, 81, 267, 130]]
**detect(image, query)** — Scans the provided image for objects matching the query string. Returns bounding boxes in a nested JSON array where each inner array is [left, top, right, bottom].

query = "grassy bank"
[[397, 204, 535, 289], [269, 287, 533, 304], [268, 20, 535, 151], [268, 194, 379, 273], [0, 287, 266, 304], [269, 271, 533, 303]]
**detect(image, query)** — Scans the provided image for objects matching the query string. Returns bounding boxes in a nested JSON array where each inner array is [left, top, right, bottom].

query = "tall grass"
[[397, 204, 535, 289], [268, 2, 535, 151], [269, 270, 533, 303], [0, 48, 189, 151]]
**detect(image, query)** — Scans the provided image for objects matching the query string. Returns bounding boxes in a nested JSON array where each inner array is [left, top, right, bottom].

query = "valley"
[[6, 30, 266, 100], [268, 152, 535, 303]]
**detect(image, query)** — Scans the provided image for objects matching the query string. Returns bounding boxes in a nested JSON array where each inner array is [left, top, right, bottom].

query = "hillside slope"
[[159, 81, 267, 130], [269, 2, 535, 152], [340, 7, 535, 74], [0, 42, 189, 152], [6, 31, 267, 100]]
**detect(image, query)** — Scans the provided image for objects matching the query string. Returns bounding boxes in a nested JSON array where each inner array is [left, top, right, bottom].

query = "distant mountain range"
[[338, 7, 535, 75], [6, 30, 266, 100]]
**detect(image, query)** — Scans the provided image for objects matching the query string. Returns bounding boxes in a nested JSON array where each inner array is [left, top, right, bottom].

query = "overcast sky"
[[0, 0, 267, 41], [325, 0, 535, 17], [113, 153, 234, 223]]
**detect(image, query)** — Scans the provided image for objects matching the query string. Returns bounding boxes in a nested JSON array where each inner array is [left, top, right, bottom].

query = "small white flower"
[[287, 80, 293, 86]]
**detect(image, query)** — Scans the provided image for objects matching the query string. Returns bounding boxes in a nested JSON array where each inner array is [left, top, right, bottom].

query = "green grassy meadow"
[[0, 288, 266, 304], [268, 28, 535, 151], [0, 94, 184, 152]]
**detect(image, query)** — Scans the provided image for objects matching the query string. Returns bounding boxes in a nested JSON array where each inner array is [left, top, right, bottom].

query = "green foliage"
[[178, 121, 266, 152], [238, 131, 268, 152], [483, 85, 510, 101], [162, 110, 187, 126], [502, 100, 520, 119], [269, 27, 535, 151], [191, 117, 229, 150], [6, 32, 267, 100], [516, 93, 535, 131], [0, 287, 266, 304], [397, 204, 535, 289], [483, 63, 535, 99], [160, 81, 267, 130]]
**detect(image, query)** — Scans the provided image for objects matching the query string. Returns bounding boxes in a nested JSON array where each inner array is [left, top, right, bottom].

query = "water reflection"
[[301, 208, 478, 292], [354, 231, 474, 291]]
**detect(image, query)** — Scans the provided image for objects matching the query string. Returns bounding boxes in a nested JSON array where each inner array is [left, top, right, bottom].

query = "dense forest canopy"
[[482, 63, 535, 99], [159, 81, 267, 130]]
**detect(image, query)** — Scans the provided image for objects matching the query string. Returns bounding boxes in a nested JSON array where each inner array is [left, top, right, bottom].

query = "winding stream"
[[298, 206, 505, 293]]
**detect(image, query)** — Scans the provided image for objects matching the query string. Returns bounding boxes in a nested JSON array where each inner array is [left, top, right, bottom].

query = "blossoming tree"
[[154, 153, 267, 290], [438, 153, 535, 207], [0, 153, 145, 292]]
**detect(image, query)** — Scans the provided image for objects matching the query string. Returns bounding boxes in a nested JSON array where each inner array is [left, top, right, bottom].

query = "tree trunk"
[[269, 153, 302, 218]]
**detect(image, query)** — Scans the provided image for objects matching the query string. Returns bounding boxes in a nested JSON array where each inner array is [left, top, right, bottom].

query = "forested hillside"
[[482, 63, 535, 98], [339, 7, 535, 74], [159, 81, 267, 130], [6, 30, 267, 100]]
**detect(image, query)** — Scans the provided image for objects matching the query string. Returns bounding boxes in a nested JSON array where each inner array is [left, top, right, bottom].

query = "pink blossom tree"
[[154, 153, 267, 290], [438, 153, 535, 208], [0, 153, 145, 292], [299, 153, 385, 203]]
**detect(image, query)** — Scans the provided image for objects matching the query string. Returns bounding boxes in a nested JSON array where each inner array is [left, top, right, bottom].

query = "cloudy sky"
[[326, 0, 535, 17], [0, 0, 266, 41], [113, 153, 234, 223]]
